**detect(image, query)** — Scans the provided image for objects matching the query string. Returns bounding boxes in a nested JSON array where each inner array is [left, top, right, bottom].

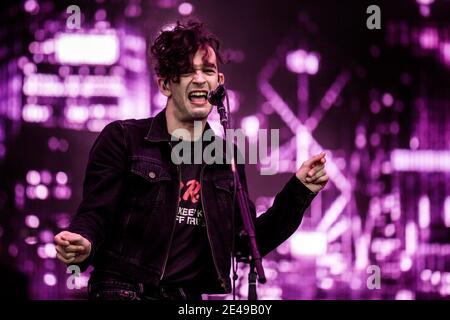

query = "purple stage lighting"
[[286, 49, 320, 75], [178, 2, 193, 16], [55, 32, 119, 65]]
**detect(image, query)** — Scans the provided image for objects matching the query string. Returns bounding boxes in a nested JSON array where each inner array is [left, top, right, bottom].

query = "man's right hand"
[[54, 231, 92, 264]]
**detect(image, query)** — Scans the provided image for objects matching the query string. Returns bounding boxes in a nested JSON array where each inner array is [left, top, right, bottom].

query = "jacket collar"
[[144, 108, 233, 165], [144, 108, 171, 142], [144, 107, 215, 142]]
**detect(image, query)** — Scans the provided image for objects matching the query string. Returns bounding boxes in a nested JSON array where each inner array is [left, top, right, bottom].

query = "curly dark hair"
[[150, 19, 224, 84]]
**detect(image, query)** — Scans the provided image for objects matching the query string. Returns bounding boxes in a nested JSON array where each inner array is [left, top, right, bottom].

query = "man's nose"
[[192, 71, 206, 84]]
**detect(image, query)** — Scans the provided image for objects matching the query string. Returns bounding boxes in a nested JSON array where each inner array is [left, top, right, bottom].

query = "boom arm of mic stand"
[[216, 100, 266, 285]]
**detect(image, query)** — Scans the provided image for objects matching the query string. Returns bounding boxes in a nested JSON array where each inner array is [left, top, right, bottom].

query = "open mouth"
[[188, 90, 208, 105]]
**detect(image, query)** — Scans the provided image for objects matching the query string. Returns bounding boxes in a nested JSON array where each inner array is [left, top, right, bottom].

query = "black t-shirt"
[[161, 139, 213, 286]]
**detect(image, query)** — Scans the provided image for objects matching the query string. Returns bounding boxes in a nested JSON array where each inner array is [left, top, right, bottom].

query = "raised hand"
[[54, 231, 92, 264], [296, 152, 329, 193]]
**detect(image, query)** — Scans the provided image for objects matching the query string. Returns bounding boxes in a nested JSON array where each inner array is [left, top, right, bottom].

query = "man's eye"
[[204, 69, 215, 74]]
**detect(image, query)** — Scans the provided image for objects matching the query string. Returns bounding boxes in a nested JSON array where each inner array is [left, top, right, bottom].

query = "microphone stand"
[[213, 88, 266, 300]]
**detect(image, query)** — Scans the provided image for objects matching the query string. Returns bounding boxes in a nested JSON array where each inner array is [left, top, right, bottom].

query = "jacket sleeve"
[[234, 164, 316, 258], [68, 120, 128, 271]]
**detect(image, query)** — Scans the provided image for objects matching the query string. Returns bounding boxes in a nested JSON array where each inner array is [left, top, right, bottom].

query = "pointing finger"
[[303, 152, 326, 167], [63, 233, 83, 244], [54, 235, 70, 246]]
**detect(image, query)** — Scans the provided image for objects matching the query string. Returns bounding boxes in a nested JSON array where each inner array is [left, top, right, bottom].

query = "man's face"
[[164, 45, 224, 122]]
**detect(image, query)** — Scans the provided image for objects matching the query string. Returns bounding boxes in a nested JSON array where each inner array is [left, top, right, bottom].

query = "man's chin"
[[189, 106, 212, 120]]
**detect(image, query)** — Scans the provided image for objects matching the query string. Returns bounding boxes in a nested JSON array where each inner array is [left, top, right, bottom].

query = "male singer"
[[54, 20, 328, 300]]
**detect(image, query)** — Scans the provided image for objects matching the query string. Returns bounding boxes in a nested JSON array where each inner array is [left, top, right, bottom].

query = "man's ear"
[[218, 73, 225, 85], [157, 78, 171, 97]]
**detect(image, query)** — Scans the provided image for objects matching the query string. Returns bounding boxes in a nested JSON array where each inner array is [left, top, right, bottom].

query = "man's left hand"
[[296, 152, 329, 193]]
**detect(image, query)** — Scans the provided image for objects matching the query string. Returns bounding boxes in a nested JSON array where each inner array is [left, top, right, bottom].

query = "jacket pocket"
[[130, 156, 171, 183], [128, 156, 171, 204], [213, 177, 234, 195], [121, 157, 172, 255], [213, 177, 235, 216]]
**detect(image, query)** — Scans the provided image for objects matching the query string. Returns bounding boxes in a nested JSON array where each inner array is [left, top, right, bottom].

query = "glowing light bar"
[[296, 127, 310, 168], [122, 55, 146, 72], [22, 104, 52, 123], [23, 74, 63, 96], [286, 49, 320, 75], [178, 2, 194, 16], [405, 221, 418, 254], [241, 115, 260, 139], [400, 255, 412, 272], [25, 214, 40, 228], [53, 185, 72, 200], [444, 196, 450, 228], [41, 170, 52, 184], [87, 119, 110, 132], [226, 89, 240, 113], [416, 0, 434, 5], [391, 149, 450, 172], [259, 81, 300, 134], [317, 194, 349, 232], [56, 172, 68, 185], [290, 231, 327, 256], [381, 93, 394, 106], [123, 35, 146, 52], [25, 236, 38, 245], [327, 218, 350, 243], [308, 71, 350, 130], [418, 195, 430, 229], [65, 105, 90, 123], [355, 237, 369, 270], [26, 170, 41, 185], [55, 32, 119, 65], [371, 238, 401, 258], [66, 75, 126, 97], [55, 213, 71, 229], [43, 273, 57, 286], [419, 28, 439, 50], [24, 74, 125, 97], [24, 0, 38, 13], [35, 185, 49, 200], [37, 246, 48, 259], [440, 42, 450, 65], [395, 290, 414, 300], [44, 243, 56, 258], [39, 230, 54, 243]]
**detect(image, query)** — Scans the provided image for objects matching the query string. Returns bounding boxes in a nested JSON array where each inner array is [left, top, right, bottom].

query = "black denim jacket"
[[69, 108, 316, 293]]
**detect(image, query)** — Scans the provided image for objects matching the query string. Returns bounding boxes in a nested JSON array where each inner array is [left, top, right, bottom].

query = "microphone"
[[207, 84, 228, 127], [207, 84, 226, 106]]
